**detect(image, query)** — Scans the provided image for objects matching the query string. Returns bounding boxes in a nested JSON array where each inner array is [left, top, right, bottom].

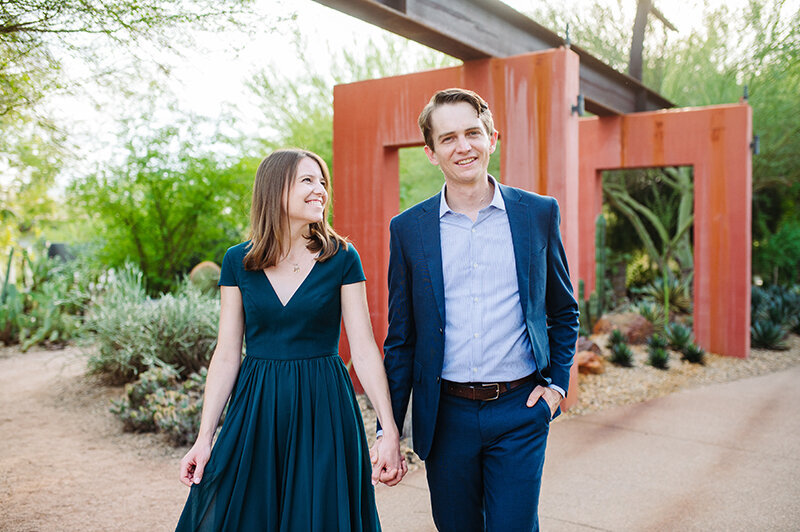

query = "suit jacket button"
[[438, 328, 443, 334], [436, 376, 440, 382]]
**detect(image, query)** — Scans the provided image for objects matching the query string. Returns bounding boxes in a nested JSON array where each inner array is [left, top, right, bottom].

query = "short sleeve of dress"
[[218, 246, 240, 286], [342, 243, 366, 285]]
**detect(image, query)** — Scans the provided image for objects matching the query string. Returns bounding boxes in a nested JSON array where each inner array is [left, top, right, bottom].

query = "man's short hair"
[[418, 88, 495, 151]]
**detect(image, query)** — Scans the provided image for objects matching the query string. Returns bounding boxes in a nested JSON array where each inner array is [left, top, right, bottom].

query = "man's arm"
[[525, 198, 579, 415], [381, 217, 417, 435], [544, 198, 580, 393]]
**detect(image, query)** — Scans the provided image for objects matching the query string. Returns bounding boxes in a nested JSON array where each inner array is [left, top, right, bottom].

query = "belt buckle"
[[481, 382, 500, 401]]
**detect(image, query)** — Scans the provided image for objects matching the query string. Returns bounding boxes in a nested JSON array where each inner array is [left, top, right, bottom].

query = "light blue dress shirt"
[[439, 176, 565, 397]]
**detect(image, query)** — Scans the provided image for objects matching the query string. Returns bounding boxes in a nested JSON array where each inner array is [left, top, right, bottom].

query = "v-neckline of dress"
[[262, 260, 318, 308]]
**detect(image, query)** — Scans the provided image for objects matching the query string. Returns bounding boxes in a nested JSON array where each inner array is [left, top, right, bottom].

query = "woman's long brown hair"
[[243, 149, 347, 271]]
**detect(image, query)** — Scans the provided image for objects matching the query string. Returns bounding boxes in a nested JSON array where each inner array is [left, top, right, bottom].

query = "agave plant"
[[681, 343, 705, 364], [665, 322, 693, 351], [609, 343, 634, 367], [648, 346, 670, 369], [761, 300, 796, 329], [634, 301, 666, 333], [647, 334, 669, 350], [751, 285, 767, 315], [751, 319, 789, 350], [606, 328, 626, 349], [639, 276, 693, 313]]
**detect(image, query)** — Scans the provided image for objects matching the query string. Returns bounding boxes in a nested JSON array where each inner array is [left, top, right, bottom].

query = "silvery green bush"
[[85, 264, 219, 384]]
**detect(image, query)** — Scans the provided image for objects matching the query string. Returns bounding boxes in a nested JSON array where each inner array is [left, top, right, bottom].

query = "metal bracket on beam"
[[751, 135, 760, 155], [571, 94, 585, 116]]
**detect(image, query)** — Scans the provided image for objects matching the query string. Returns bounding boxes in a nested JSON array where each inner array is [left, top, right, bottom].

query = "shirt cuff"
[[549, 384, 566, 398]]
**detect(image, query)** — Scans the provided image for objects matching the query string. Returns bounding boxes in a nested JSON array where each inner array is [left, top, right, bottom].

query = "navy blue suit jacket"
[[383, 183, 579, 460]]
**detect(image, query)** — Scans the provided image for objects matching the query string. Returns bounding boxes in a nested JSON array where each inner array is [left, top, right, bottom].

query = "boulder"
[[577, 336, 601, 355], [593, 312, 654, 344], [189, 261, 222, 293], [575, 350, 605, 374]]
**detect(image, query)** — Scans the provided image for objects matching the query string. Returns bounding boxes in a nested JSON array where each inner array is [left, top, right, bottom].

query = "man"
[[378, 88, 579, 531]]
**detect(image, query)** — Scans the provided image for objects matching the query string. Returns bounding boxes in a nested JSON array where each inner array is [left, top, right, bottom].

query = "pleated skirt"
[[175, 354, 381, 531]]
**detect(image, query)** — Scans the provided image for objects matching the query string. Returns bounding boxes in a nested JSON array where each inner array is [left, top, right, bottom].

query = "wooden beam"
[[313, 0, 674, 115]]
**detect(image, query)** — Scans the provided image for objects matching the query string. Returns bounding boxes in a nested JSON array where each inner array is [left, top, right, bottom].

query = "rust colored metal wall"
[[333, 48, 581, 391], [333, 49, 752, 398], [578, 106, 753, 358]]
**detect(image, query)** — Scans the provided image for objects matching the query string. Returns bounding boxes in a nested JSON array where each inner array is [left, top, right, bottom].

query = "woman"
[[176, 149, 405, 531]]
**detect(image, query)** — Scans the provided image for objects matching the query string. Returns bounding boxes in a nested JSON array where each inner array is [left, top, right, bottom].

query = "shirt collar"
[[439, 175, 505, 219]]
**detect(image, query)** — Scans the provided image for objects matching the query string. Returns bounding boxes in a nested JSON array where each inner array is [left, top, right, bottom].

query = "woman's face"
[[284, 156, 328, 226]]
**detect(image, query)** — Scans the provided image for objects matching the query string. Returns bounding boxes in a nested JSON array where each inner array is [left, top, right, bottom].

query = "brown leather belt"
[[441, 374, 537, 401]]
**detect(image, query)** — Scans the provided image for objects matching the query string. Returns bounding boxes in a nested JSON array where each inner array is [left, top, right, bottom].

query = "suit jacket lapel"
[[501, 185, 531, 323], [416, 194, 446, 325]]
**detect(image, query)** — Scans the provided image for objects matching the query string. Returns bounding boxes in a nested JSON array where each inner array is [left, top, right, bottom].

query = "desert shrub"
[[85, 265, 219, 384], [609, 343, 635, 367], [111, 366, 180, 432], [1, 248, 100, 350], [647, 334, 670, 369], [682, 343, 705, 364], [111, 366, 208, 445], [152, 369, 207, 445], [751, 319, 789, 350], [665, 322, 693, 351]]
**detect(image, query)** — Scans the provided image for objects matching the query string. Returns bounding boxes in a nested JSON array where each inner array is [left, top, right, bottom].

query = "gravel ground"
[[562, 332, 800, 419], [360, 333, 800, 469]]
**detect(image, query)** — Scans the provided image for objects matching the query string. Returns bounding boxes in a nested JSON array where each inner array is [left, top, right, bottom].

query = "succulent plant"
[[681, 343, 705, 364], [665, 322, 693, 351], [609, 343, 634, 367]]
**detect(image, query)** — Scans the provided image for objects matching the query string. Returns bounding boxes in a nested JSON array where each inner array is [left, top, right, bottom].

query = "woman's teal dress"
[[176, 242, 381, 531]]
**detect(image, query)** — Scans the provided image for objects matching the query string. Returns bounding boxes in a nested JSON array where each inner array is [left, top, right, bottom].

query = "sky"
[[42, 0, 769, 185], [162, 0, 722, 125]]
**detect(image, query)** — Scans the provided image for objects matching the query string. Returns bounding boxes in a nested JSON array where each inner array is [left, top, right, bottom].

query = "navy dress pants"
[[425, 380, 551, 532]]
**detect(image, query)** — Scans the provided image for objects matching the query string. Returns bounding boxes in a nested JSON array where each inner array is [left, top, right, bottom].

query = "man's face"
[[424, 101, 497, 186]]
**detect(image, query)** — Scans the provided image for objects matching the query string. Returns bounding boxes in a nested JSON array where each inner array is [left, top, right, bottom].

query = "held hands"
[[369, 433, 407, 487], [179, 440, 212, 487], [526, 384, 562, 417]]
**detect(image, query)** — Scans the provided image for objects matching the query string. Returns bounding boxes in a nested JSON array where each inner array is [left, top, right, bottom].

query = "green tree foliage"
[[603, 166, 694, 279], [532, 1, 800, 285], [247, 32, 460, 210], [0, 0, 257, 119], [68, 117, 255, 294], [0, 117, 66, 251]]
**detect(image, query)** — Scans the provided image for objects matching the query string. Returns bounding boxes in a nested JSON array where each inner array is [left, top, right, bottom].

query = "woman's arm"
[[341, 281, 406, 486], [179, 285, 244, 486]]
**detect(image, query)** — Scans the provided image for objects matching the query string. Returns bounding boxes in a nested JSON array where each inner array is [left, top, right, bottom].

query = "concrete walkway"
[[374, 366, 800, 531]]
